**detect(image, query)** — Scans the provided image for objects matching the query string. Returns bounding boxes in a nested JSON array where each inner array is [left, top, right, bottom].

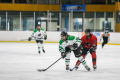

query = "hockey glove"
[[28, 37, 32, 41], [44, 36, 47, 40], [73, 43, 78, 50], [65, 47, 72, 53], [89, 47, 96, 53], [61, 52, 66, 59], [80, 43, 84, 50]]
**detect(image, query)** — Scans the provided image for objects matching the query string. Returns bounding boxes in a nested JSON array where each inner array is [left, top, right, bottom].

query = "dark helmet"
[[61, 31, 67, 37], [105, 28, 108, 30], [37, 24, 41, 30], [61, 31, 68, 41], [37, 24, 41, 26], [85, 29, 91, 37], [85, 29, 91, 33]]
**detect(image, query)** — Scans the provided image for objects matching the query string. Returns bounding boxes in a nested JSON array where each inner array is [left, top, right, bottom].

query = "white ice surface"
[[0, 43, 120, 80]]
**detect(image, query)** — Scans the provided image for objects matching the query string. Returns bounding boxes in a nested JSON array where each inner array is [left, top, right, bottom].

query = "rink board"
[[0, 31, 120, 44]]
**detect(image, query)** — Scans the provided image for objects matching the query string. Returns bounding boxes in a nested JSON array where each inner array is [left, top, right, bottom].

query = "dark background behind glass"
[[84, 0, 106, 4], [0, 0, 12, 3], [38, 0, 59, 4], [62, 0, 83, 4], [0, 12, 6, 31], [108, 0, 115, 4], [15, 0, 37, 4]]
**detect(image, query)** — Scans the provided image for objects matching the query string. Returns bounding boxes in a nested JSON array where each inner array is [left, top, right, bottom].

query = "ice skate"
[[93, 65, 97, 71], [42, 49, 45, 53], [85, 66, 91, 71], [75, 65, 79, 70], [66, 65, 69, 70], [102, 46, 103, 48], [38, 51, 40, 54]]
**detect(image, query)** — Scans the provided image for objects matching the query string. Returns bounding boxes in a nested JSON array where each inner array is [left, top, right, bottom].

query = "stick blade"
[[37, 69, 47, 72], [70, 69, 73, 71]]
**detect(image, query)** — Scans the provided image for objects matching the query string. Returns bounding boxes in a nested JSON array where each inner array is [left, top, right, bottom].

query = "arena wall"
[[0, 31, 120, 44]]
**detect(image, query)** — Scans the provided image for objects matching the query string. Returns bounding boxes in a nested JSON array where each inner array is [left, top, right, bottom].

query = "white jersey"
[[31, 28, 47, 40], [59, 35, 81, 53], [100, 32, 110, 40]]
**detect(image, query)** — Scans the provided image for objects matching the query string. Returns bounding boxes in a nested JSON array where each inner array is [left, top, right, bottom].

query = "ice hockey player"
[[75, 29, 97, 71], [59, 31, 90, 71], [100, 28, 110, 48], [28, 24, 47, 54]]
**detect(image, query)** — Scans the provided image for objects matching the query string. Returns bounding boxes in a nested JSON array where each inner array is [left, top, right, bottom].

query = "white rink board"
[[0, 31, 120, 44]]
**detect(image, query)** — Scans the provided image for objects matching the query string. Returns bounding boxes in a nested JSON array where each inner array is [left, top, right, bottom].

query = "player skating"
[[100, 28, 110, 48], [75, 29, 97, 71], [59, 31, 90, 71], [28, 24, 47, 54]]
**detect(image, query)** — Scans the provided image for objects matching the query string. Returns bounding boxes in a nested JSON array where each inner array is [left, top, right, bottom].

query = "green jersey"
[[59, 35, 81, 53], [31, 28, 47, 40]]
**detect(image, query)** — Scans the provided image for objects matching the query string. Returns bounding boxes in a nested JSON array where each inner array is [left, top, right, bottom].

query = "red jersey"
[[81, 34, 97, 49]]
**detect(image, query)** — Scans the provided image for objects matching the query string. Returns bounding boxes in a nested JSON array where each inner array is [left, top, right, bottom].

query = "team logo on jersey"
[[38, 34, 41, 36], [86, 42, 92, 46]]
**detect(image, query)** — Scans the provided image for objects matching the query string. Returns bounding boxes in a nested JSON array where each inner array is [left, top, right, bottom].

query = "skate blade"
[[66, 70, 70, 72], [93, 69, 96, 71], [75, 69, 78, 71], [87, 68, 91, 72], [88, 70, 91, 72]]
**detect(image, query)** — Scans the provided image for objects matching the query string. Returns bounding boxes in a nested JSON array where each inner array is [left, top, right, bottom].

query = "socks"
[[38, 47, 40, 51], [78, 56, 87, 67], [65, 59, 70, 65], [41, 44, 44, 50], [91, 52, 97, 65], [76, 55, 86, 66]]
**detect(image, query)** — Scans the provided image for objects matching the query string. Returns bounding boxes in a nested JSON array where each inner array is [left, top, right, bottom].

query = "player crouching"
[[28, 24, 47, 54], [59, 31, 90, 71]]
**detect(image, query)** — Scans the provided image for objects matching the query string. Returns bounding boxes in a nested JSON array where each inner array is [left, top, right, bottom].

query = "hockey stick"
[[37, 46, 74, 72], [37, 57, 62, 72], [20, 35, 44, 41], [20, 39, 35, 41], [70, 52, 89, 71], [20, 38, 44, 41]]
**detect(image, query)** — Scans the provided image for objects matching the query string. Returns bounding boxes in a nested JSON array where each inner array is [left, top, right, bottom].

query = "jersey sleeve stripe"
[[59, 46, 65, 52], [76, 41, 81, 43], [102, 34, 104, 36]]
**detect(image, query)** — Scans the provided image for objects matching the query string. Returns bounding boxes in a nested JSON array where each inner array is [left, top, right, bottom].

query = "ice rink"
[[0, 42, 120, 80]]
